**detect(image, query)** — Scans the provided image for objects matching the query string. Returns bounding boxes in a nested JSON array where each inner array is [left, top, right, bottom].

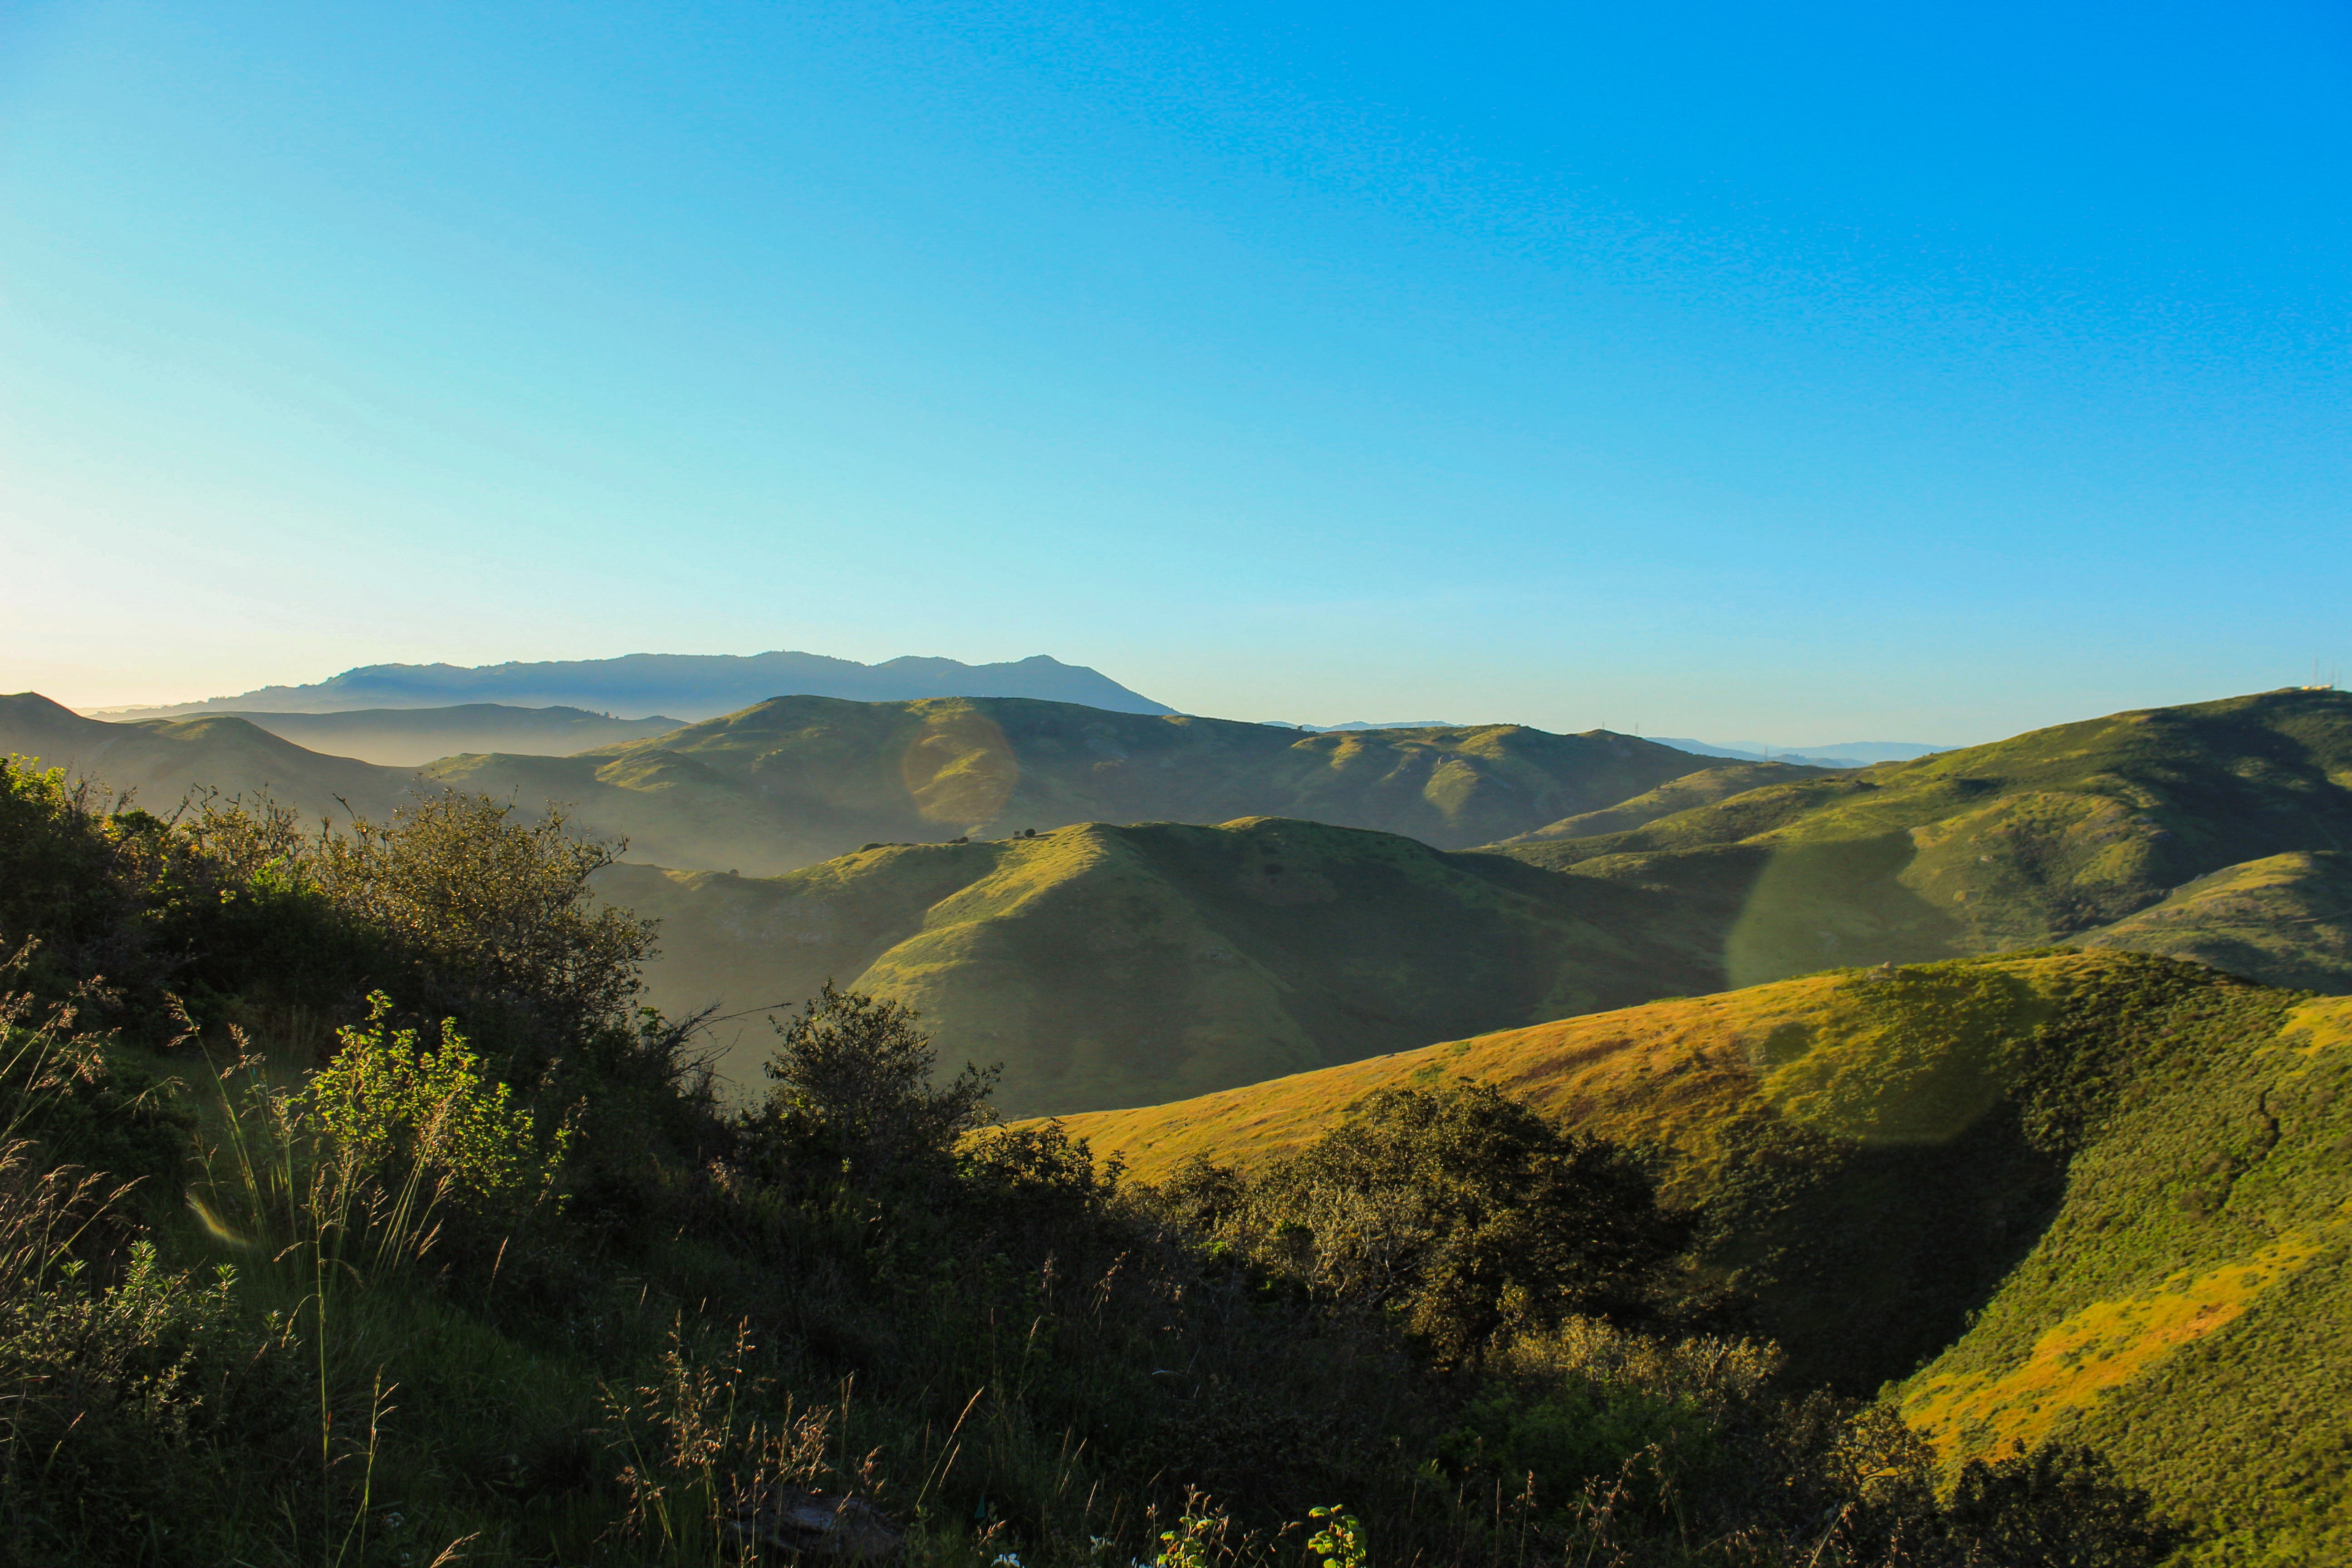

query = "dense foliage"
[[1213, 1083, 1690, 1364], [0, 756, 2192, 1566]]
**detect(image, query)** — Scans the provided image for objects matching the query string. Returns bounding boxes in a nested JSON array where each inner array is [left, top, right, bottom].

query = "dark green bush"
[[742, 981, 998, 1193], [1235, 1080, 1692, 1362]]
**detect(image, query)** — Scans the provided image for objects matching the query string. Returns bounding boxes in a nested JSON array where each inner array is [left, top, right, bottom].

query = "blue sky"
[[3, 1, 2347, 743]]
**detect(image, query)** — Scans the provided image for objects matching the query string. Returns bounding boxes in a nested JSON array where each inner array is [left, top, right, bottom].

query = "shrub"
[[1240, 1081, 1691, 1362], [310, 793, 657, 1061], [955, 1120, 1125, 1256], [1933, 1442, 2193, 1566], [747, 983, 999, 1191], [192, 993, 573, 1298], [305, 993, 570, 1220]]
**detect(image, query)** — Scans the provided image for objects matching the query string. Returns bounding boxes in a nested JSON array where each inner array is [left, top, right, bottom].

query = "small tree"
[[1936, 1443, 2191, 1566], [1245, 1080, 1689, 1362], [312, 792, 656, 1059], [752, 984, 998, 1190]]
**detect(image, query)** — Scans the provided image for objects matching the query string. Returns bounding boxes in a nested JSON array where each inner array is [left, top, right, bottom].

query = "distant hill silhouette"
[[1651, 736, 1950, 766], [5, 689, 1729, 876], [100, 650, 1174, 720]]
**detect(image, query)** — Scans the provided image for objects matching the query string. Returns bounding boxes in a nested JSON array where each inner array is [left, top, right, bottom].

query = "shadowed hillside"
[[1051, 949, 2352, 1561], [606, 815, 1720, 1116], [437, 694, 1724, 873], [595, 691, 2352, 1117], [0, 691, 419, 821], [1479, 688, 2352, 995]]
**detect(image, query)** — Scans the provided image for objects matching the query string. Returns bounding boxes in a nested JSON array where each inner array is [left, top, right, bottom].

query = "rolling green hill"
[[1499, 759, 1842, 841], [605, 815, 1720, 1116], [1480, 688, 2352, 995], [598, 691, 2352, 1117], [7, 690, 1729, 877], [435, 694, 1724, 874], [1050, 950, 2352, 1563], [0, 691, 418, 821]]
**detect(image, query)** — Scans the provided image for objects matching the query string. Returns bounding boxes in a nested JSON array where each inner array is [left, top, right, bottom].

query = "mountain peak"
[[93, 650, 1176, 721]]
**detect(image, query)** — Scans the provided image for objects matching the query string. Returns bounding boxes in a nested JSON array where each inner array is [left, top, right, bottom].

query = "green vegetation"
[[427, 695, 1725, 872], [4, 687, 1743, 875], [1203, 1082, 1692, 1364], [1498, 761, 1842, 843], [1058, 950, 2352, 1564], [0, 753, 2197, 1567], [608, 815, 1720, 1115], [1480, 688, 2352, 995], [0, 690, 416, 826], [603, 690, 2352, 1118], [20, 686, 2352, 1127]]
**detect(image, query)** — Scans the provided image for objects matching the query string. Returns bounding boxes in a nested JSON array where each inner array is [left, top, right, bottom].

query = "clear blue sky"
[[3, 1, 2347, 743]]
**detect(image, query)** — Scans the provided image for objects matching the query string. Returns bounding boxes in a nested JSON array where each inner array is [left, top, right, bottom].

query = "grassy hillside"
[[1480, 688, 2352, 994], [1899, 986, 2352, 1563], [599, 690, 2352, 1118], [1052, 949, 2352, 1562], [606, 815, 1720, 1116], [8, 689, 1729, 881], [2079, 849, 2352, 992], [436, 693, 1724, 873], [0, 690, 419, 821], [1500, 760, 1843, 842]]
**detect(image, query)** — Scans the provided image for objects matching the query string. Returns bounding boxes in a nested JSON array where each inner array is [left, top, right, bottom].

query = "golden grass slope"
[[1053, 951, 2102, 1185], [1054, 951, 2352, 1563], [1892, 988, 2352, 1563]]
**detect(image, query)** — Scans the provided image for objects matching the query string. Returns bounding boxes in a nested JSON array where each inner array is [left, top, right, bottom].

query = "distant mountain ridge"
[[0, 692, 417, 822], [3, 688, 1730, 876], [98, 650, 1174, 720], [1281, 719, 1461, 732]]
